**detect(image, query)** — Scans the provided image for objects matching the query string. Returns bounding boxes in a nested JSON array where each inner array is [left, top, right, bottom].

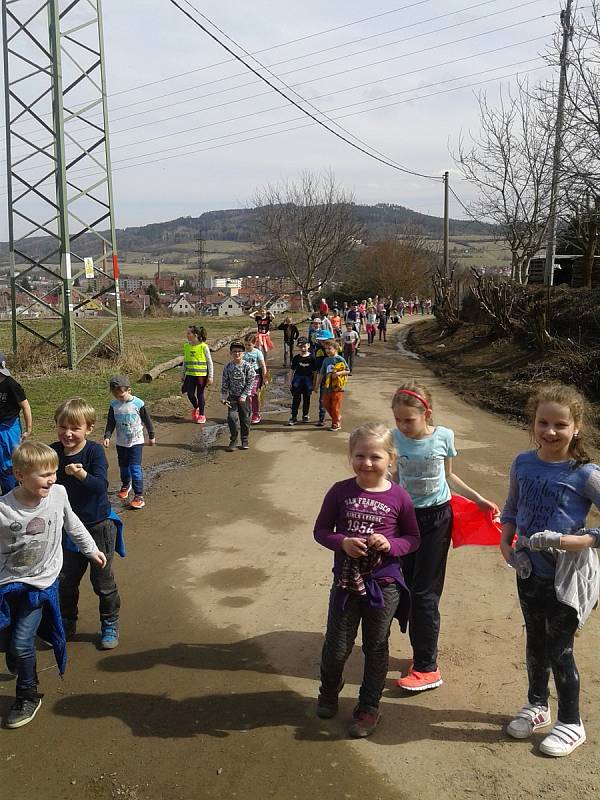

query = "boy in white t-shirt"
[[340, 323, 360, 374]]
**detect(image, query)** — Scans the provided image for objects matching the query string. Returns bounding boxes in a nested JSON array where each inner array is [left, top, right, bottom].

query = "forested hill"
[[109, 202, 492, 251], [1, 203, 493, 262]]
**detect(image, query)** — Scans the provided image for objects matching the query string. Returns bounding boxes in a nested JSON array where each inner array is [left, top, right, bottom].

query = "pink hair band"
[[395, 389, 430, 411]]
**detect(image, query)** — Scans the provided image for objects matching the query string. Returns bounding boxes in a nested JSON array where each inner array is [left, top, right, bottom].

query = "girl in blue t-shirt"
[[500, 383, 600, 757], [391, 381, 498, 693], [243, 333, 267, 424]]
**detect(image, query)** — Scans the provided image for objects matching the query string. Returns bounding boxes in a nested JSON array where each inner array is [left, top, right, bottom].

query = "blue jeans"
[[0, 593, 43, 698], [116, 444, 144, 495]]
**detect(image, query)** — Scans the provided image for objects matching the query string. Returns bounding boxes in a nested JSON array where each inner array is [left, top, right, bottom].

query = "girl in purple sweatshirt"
[[314, 422, 420, 738]]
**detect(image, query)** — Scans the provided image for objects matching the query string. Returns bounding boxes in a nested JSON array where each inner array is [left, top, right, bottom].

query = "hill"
[[1, 202, 494, 267]]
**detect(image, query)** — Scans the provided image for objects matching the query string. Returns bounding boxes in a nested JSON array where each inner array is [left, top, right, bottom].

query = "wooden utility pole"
[[443, 171, 450, 276], [195, 235, 205, 304], [544, 0, 574, 286]]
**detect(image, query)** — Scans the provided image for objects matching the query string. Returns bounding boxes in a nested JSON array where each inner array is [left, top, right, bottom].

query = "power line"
[[0, 0, 549, 144], [166, 0, 441, 180], [0, 60, 550, 197]]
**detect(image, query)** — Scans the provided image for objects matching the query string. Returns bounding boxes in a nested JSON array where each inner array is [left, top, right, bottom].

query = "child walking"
[[391, 381, 498, 692], [244, 332, 268, 425], [0, 352, 33, 494], [314, 340, 350, 432], [314, 422, 420, 737], [249, 306, 274, 360], [377, 309, 388, 342], [103, 376, 155, 510], [365, 306, 377, 345], [288, 336, 316, 425], [182, 325, 213, 424], [277, 317, 299, 367], [500, 383, 600, 757], [0, 441, 106, 728], [221, 340, 256, 452], [341, 322, 360, 374], [51, 398, 122, 650]]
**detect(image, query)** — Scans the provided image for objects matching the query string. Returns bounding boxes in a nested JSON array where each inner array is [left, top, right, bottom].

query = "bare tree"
[[453, 81, 556, 283], [254, 172, 362, 308], [558, 3, 600, 286]]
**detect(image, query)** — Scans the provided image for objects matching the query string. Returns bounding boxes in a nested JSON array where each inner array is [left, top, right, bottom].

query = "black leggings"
[[517, 574, 580, 724], [401, 501, 452, 672], [183, 375, 208, 414]]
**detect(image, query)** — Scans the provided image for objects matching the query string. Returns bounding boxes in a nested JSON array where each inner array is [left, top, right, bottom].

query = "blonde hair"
[[54, 397, 96, 427], [391, 381, 433, 418], [349, 422, 397, 462], [324, 339, 340, 352], [13, 441, 58, 475], [526, 383, 590, 466]]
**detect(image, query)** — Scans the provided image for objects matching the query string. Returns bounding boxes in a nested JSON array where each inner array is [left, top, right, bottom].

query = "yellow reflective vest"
[[183, 342, 209, 377]]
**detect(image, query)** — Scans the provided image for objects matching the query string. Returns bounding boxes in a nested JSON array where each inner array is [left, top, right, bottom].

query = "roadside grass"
[[0, 316, 253, 439]]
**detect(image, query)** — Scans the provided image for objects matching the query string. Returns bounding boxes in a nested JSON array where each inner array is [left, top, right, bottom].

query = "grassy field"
[[1, 316, 254, 439], [118, 240, 261, 278]]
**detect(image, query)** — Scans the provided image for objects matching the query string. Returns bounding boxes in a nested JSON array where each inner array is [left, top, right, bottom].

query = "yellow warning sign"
[[84, 257, 94, 279]]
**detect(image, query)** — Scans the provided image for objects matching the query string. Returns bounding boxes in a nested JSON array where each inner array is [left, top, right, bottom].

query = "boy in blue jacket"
[[51, 398, 122, 650]]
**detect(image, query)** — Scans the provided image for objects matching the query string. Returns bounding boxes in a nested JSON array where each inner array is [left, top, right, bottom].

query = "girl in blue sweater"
[[500, 383, 600, 757]]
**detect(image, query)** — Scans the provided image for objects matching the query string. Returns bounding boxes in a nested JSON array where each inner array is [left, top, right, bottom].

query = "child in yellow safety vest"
[[182, 326, 214, 424]]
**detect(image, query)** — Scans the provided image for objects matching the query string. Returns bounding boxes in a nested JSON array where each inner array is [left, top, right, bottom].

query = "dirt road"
[[1, 319, 599, 800]]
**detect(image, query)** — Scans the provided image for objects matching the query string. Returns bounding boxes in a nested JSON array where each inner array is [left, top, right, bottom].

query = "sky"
[[0, 0, 565, 237]]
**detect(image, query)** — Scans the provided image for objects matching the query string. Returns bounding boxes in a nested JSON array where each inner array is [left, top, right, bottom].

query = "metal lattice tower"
[[2, 0, 123, 368]]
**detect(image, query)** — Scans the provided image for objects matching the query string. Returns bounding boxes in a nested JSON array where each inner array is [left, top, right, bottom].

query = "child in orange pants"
[[314, 340, 350, 431]]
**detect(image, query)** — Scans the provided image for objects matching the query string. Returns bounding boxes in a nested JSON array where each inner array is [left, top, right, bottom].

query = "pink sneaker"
[[251, 414, 261, 424], [197, 414, 206, 424], [191, 409, 199, 422]]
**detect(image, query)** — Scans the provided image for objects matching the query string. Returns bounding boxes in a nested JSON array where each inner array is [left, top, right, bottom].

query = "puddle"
[[395, 327, 420, 360], [204, 566, 269, 590]]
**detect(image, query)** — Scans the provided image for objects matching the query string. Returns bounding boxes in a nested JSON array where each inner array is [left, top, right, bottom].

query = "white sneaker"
[[506, 703, 551, 739], [539, 722, 586, 757]]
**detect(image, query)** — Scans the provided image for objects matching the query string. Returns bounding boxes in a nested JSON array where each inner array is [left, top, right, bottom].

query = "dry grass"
[[7, 336, 61, 377]]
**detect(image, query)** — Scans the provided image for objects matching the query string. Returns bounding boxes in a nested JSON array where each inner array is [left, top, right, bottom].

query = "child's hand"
[[367, 533, 391, 553], [523, 531, 562, 551], [21, 430, 31, 440], [103, 438, 110, 448], [477, 498, 500, 516], [148, 438, 156, 446], [207, 377, 214, 386], [342, 537, 368, 558], [91, 550, 107, 568], [65, 463, 86, 481], [499, 540, 514, 564]]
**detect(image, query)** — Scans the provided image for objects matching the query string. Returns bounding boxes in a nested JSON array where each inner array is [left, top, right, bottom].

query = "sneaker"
[[197, 414, 206, 424], [191, 409, 199, 422], [100, 621, 119, 650], [301, 416, 310, 423], [5, 697, 42, 729], [240, 441, 249, 450], [316, 420, 325, 428], [396, 668, 443, 692], [506, 703, 552, 739], [539, 722, 586, 757], [226, 440, 237, 452], [348, 706, 381, 738], [62, 618, 77, 641], [330, 424, 341, 431], [117, 485, 131, 500], [130, 496, 145, 510], [288, 418, 298, 426], [316, 695, 339, 719], [251, 414, 261, 424]]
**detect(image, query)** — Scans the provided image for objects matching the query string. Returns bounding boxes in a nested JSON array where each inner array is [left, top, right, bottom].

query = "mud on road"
[[1, 320, 600, 800]]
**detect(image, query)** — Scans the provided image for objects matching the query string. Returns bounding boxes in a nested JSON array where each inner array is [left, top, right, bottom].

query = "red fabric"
[[450, 494, 501, 548], [322, 391, 343, 426]]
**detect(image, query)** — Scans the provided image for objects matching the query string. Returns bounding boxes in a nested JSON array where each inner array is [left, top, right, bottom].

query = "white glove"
[[525, 531, 563, 551], [508, 549, 532, 579]]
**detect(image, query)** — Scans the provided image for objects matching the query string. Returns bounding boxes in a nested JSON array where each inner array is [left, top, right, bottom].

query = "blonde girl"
[[314, 422, 420, 738], [500, 383, 600, 757], [391, 382, 498, 692], [243, 332, 267, 425]]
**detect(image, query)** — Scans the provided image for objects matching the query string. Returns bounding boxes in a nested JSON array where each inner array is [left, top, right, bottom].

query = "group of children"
[[0, 371, 155, 727], [2, 309, 600, 763], [313, 379, 600, 757]]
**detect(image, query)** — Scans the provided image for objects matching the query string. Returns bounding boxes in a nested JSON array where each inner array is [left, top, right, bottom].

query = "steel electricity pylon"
[[2, 0, 123, 368]]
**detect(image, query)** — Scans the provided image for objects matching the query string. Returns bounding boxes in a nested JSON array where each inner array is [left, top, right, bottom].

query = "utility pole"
[[2, 0, 123, 367], [544, 0, 574, 286], [443, 171, 450, 276], [195, 235, 205, 306]]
